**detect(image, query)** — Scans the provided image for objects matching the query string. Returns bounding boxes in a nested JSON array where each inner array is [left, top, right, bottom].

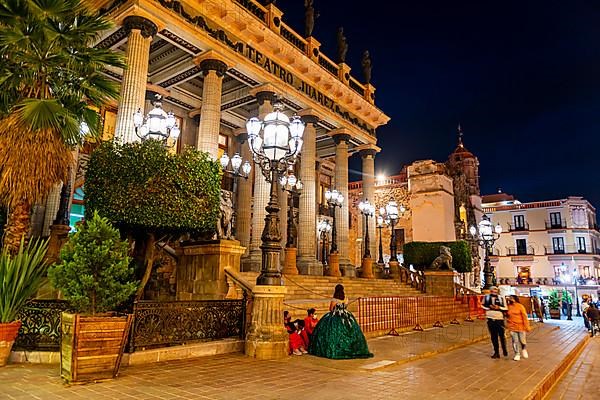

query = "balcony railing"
[[507, 246, 535, 256], [545, 220, 567, 229], [544, 245, 598, 255], [508, 222, 529, 232]]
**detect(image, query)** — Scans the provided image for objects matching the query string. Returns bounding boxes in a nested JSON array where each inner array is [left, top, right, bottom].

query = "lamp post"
[[385, 198, 405, 263], [573, 267, 581, 317], [325, 189, 344, 254], [358, 199, 376, 278], [219, 152, 252, 237], [376, 214, 388, 265], [280, 172, 303, 248], [133, 94, 181, 144], [469, 215, 503, 290], [246, 102, 305, 286], [318, 219, 331, 269]]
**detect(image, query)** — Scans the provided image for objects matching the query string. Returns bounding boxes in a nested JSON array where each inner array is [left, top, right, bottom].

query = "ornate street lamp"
[[219, 152, 252, 237], [469, 215, 503, 290], [384, 198, 405, 263], [318, 219, 331, 269], [358, 199, 375, 259], [376, 213, 388, 265], [133, 94, 181, 144], [246, 102, 305, 285], [281, 171, 303, 247], [325, 189, 343, 254]]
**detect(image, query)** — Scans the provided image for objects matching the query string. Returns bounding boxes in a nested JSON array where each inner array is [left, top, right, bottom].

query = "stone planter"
[[60, 312, 132, 383], [0, 321, 21, 367], [549, 308, 561, 320]]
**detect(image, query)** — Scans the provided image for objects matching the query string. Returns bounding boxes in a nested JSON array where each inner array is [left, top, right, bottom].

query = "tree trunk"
[[2, 201, 31, 253], [135, 233, 155, 301]]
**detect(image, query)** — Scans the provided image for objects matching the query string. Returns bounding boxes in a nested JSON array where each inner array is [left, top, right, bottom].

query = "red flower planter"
[[0, 321, 22, 366]]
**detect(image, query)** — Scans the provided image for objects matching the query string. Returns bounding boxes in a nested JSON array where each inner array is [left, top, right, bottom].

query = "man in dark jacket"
[[481, 286, 508, 358]]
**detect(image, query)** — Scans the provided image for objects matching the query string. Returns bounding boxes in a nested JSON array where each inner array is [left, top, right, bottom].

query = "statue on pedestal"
[[217, 190, 234, 240], [430, 246, 453, 270], [361, 50, 372, 84], [304, 0, 319, 37], [337, 27, 348, 63]]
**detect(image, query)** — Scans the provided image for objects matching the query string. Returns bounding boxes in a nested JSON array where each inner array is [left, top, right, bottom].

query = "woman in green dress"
[[308, 284, 373, 359]]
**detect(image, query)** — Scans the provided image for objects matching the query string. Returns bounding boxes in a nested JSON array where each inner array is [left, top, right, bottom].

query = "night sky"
[[280, 1, 600, 205]]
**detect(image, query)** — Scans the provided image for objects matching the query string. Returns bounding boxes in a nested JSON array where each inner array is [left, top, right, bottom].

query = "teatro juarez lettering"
[[155, 0, 376, 136]]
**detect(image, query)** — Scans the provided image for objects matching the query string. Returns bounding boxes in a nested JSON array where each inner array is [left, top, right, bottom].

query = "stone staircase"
[[237, 272, 424, 320]]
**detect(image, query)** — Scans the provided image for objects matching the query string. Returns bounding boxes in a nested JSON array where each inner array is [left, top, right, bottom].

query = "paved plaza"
[[0, 319, 593, 400]]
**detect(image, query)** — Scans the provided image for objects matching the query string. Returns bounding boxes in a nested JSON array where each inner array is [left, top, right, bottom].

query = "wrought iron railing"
[[14, 299, 73, 351], [508, 222, 529, 232], [128, 298, 246, 352], [506, 246, 535, 256], [544, 245, 597, 255], [545, 220, 567, 229], [398, 265, 426, 293]]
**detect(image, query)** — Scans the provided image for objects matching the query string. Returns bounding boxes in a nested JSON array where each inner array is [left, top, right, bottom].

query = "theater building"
[[34, 0, 390, 278]]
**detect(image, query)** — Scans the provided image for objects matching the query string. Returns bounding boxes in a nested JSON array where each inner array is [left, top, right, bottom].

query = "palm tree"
[[0, 0, 124, 252]]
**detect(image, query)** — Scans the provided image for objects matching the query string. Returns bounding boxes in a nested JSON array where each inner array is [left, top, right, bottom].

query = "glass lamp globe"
[[79, 121, 90, 136], [246, 117, 262, 140], [279, 175, 288, 186], [495, 223, 503, 235], [170, 123, 180, 141], [289, 116, 305, 139], [377, 215, 384, 226], [231, 153, 242, 171], [325, 189, 332, 201], [479, 217, 493, 241], [287, 174, 297, 187], [469, 225, 477, 237], [241, 161, 251, 176], [336, 192, 344, 204], [219, 153, 230, 169], [133, 108, 144, 128], [386, 199, 399, 220], [296, 179, 303, 190]]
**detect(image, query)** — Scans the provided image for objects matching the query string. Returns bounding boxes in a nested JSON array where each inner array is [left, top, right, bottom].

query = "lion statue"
[[430, 246, 453, 270], [217, 190, 234, 240]]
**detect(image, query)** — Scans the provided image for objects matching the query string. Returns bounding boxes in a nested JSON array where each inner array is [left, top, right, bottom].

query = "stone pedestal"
[[327, 253, 341, 277], [282, 247, 298, 275], [46, 224, 71, 264], [245, 285, 288, 360], [424, 270, 458, 297], [388, 261, 400, 279], [176, 240, 245, 300], [360, 257, 374, 279]]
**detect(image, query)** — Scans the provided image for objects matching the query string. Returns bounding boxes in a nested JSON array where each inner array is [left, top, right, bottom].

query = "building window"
[[552, 237, 565, 254], [576, 237, 587, 253], [549, 212, 562, 228], [514, 215, 525, 230], [516, 239, 528, 255], [582, 266, 590, 278]]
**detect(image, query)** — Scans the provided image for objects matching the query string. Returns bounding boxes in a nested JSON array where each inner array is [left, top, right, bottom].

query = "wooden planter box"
[[60, 312, 132, 383], [549, 308, 561, 320]]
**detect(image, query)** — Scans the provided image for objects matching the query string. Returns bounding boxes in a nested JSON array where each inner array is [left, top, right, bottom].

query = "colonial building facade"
[[34, 0, 391, 278], [483, 193, 600, 289]]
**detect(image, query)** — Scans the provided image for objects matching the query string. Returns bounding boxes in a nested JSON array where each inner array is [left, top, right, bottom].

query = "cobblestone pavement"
[[0, 320, 588, 400], [548, 334, 600, 400]]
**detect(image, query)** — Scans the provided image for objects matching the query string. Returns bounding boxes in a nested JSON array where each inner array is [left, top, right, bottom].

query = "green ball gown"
[[308, 299, 373, 359]]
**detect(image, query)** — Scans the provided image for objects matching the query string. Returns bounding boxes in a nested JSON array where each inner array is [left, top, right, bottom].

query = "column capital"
[[234, 128, 248, 143], [123, 15, 158, 38], [329, 127, 352, 144], [249, 83, 280, 105], [298, 108, 320, 125], [194, 50, 234, 77], [356, 143, 381, 158]]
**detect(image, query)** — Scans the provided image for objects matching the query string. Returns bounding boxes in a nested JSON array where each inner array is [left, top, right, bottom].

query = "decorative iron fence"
[[14, 299, 73, 351], [128, 297, 247, 352]]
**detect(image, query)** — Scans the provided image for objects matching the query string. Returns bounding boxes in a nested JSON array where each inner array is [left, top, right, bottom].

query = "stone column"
[[330, 130, 354, 276], [243, 90, 275, 272], [195, 56, 228, 159], [296, 111, 321, 275], [245, 285, 288, 359], [114, 16, 157, 143], [234, 129, 252, 255], [360, 146, 379, 262]]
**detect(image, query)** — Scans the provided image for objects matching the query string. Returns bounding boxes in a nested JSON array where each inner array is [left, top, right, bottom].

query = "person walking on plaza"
[[308, 284, 373, 359], [585, 303, 600, 337], [582, 299, 590, 330], [481, 286, 508, 359], [506, 295, 531, 361], [532, 295, 544, 323]]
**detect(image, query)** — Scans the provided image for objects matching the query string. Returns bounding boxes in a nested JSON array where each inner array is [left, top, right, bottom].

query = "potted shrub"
[[548, 290, 561, 319], [0, 239, 49, 366], [48, 212, 137, 383]]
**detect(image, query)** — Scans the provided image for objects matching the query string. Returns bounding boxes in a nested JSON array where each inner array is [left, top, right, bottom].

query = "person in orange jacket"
[[506, 295, 531, 361]]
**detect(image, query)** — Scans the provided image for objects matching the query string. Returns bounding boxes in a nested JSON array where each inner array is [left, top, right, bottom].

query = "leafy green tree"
[[48, 212, 137, 315], [85, 140, 222, 299], [0, 0, 123, 252]]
